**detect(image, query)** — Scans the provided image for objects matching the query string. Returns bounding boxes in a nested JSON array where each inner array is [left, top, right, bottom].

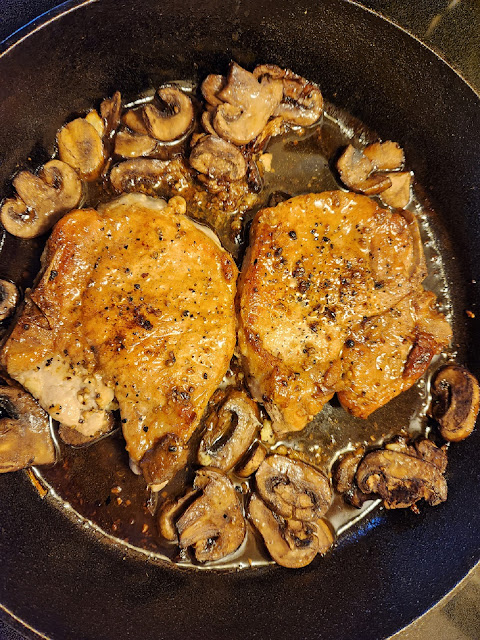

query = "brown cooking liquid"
[[33, 98, 454, 571]]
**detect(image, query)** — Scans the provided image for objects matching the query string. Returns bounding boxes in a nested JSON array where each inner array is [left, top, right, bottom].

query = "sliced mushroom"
[[356, 448, 447, 508], [337, 144, 392, 195], [200, 109, 218, 136], [235, 441, 267, 478], [143, 87, 194, 142], [256, 454, 332, 521], [122, 108, 150, 135], [190, 135, 247, 182], [139, 433, 189, 490], [100, 91, 122, 141], [212, 63, 283, 145], [379, 172, 412, 209], [248, 494, 333, 568], [363, 141, 405, 171], [431, 365, 480, 442], [0, 280, 19, 321], [254, 64, 323, 127], [57, 117, 106, 180], [415, 438, 448, 473], [157, 489, 199, 541], [176, 468, 246, 562], [0, 382, 56, 472], [85, 110, 105, 137], [114, 129, 157, 158], [198, 390, 261, 471], [201, 74, 226, 107], [109, 158, 176, 193], [332, 448, 374, 508], [1, 160, 82, 238]]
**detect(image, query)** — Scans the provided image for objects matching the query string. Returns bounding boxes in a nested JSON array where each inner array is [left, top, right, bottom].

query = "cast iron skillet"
[[0, 1, 479, 638]]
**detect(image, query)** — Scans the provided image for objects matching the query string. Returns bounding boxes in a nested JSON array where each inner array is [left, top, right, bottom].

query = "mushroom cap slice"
[[190, 135, 247, 182], [176, 468, 246, 562], [254, 64, 324, 127], [363, 141, 405, 171], [197, 389, 261, 470], [256, 454, 332, 521], [114, 129, 157, 158], [1, 160, 82, 238], [57, 118, 106, 180], [431, 364, 480, 442], [0, 280, 19, 322], [143, 87, 194, 142], [213, 63, 283, 146], [379, 172, 412, 209], [0, 382, 56, 472], [201, 74, 226, 107], [337, 144, 392, 195], [248, 494, 333, 568], [100, 91, 122, 140], [140, 433, 189, 491], [122, 108, 150, 135], [157, 489, 200, 541], [356, 449, 447, 508], [110, 158, 190, 196], [235, 441, 267, 478]]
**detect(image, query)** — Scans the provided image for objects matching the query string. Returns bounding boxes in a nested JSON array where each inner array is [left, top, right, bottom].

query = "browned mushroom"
[[190, 135, 247, 182], [253, 64, 324, 127], [235, 441, 267, 478], [176, 468, 246, 562], [256, 454, 332, 521], [0, 280, 19, 321], [122, 108, 150, 135], [248, 494, 333, 568], [143, 87, 194, 142], [212, 63, 283, 145], [201, 74, 226, 107], [197, 389, 261, 470], [332, 447, 373, 508], [414, 438, 448, 473], [100, 90, 122, 141], [114, 129, 157, 158], [356, 447, 447, 509], [363, 141, 405, 171], [157, 489, 199, 541], [140, 433, 189, 490], [57, 117, 106, 180], [200, 109, 217, 136], [379, 172, 412, 209], [337, 144, 392, 195], [430, 364, 480, 441], [85, 110, 104, 137], [109, 157, 190, 194], [1, 160, 82, 238], [0, 381, 56, 472]]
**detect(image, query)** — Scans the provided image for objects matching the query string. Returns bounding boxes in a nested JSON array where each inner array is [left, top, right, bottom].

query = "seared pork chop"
[[237, 191, 450, 434], [338, 290, 452, 418], [2, 194, 237, 487]]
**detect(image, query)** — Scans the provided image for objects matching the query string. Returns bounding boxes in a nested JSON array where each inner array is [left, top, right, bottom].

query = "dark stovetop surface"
[[0, 2, 479, 639]]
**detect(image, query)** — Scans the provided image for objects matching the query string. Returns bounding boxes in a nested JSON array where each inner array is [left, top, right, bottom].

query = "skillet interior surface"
[[0, 0, 479, 638]]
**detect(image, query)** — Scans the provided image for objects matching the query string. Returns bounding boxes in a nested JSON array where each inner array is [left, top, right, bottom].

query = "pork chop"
[[338, 290, 452, 418], [237, 191, 450, 434], [1, 194, 237, 488]]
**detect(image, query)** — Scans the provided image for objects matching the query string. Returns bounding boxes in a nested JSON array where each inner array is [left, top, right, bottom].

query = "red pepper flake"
[[465, 309, 476, 318]]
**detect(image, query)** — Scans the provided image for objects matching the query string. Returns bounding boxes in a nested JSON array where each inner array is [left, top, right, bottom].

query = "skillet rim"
[[0, 1, 479, 639]]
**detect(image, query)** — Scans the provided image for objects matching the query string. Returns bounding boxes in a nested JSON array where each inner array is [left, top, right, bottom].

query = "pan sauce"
[[27, 98, 455, 570]]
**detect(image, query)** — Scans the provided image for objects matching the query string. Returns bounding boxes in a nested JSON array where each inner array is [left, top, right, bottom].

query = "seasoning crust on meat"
[[1, 194, 237, 487], [237, 191, 451, 434]]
